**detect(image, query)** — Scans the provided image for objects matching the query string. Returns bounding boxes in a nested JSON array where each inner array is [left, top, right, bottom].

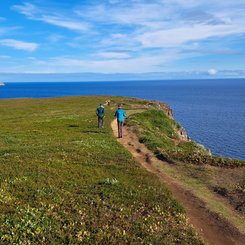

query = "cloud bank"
[[0, 0, 243, 75]]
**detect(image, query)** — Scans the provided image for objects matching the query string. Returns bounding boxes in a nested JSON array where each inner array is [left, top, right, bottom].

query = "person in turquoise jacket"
[[114, 104, 126, 138]]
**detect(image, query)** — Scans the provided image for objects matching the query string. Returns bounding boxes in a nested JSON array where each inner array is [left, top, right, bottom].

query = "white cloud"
[[7, 1, 245, 73], [99, 34, 137, 50], [35, 51, 177, 73], [0, 39, 38, 51], [137, 22, 245, 48], [98, 52, 131, 59], [75, 1, 245, 28], [73, 0, 245, 52], [75, 2, 171, 25], [1, 52, 175, 73], [208, 68, 217, 75], [12, 2, 36, 17], [160, 0, 245, 8], [111, 33, 127, 39], [42, 15, 89, 32], [12, 3, 89, 32]]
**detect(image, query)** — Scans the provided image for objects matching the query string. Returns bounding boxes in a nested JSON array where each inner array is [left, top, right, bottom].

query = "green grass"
[[154, 161, 245, 233], [127, 109, 245, 167], [127, 109, 245, 233], [0, 96, 202, 244]]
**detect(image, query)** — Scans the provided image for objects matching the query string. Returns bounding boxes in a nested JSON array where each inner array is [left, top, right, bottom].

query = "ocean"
[[0, 79, 244, 160]]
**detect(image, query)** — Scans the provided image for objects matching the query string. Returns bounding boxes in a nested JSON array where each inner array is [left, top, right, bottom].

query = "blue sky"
[[0, 0, 245, 78]]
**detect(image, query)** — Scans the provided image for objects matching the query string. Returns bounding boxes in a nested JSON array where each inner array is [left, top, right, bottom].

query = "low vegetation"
[[127, 109, 245, 167], [0, 96, 202, 244], [127, 109, 245, 219]]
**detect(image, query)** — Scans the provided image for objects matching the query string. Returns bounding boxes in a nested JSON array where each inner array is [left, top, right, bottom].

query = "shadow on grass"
[[155, 153, 175, 164], [68, 124, 80, 128], [80, 130, 107, 134]]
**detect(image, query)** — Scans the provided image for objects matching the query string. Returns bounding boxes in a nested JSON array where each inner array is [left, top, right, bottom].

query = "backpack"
[[97, 107, 104, 118]]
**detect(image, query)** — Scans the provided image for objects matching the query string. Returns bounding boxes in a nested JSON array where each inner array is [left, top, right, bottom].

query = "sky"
[[0, 0, 245, 79]]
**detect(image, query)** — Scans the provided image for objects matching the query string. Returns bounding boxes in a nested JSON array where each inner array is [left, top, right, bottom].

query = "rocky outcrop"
[[144, 100, 189, 142], [157, 103, 173, 119], [177, 127, 189, 141], [141, 100, 173, 118]]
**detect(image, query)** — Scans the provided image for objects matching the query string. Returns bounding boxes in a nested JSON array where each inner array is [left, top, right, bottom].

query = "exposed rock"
[[177, 127, 189, 141], [156, 102, 173, 118]]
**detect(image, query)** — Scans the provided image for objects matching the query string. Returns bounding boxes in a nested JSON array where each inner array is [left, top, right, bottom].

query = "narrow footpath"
[[111, 119, 245, 245]]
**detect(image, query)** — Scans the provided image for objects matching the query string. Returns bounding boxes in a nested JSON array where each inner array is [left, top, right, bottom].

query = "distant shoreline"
[[1, 77, 245, 83]]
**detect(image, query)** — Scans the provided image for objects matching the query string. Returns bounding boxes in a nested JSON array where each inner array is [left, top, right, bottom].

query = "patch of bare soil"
[[111, 119, 245, 245]]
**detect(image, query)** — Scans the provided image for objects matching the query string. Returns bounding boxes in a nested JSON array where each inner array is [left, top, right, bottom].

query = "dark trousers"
[[98, 117, 104, 128], [117, 121, 123, 138]]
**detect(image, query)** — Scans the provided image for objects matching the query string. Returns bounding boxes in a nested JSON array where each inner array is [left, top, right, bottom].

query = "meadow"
[[0, 96, 202, 244]]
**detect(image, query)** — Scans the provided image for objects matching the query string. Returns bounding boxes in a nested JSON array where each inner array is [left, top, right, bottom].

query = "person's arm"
[[114, 110, 117, 117]]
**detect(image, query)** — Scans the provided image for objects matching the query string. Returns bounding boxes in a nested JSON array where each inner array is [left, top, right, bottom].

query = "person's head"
[[118, 104, 122, 108], [99, 103, 103, 107]]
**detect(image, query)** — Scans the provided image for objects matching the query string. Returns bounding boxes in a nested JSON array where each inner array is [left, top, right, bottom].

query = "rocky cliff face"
[[156, 102, 173, 119], [123, 98, 189, 142], [177, 127, 189, 141], [156, 102, 189, 142], [140, 100, 173, 118]]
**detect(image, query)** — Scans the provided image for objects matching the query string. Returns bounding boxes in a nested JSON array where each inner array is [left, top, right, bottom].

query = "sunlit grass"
[[0, 96, 202, 244], [127, 109, 245, 167], [127, 109, 245, 233]]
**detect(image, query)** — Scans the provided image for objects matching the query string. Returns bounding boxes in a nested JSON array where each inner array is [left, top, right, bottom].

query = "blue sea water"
[[0, 79, 245, 160]]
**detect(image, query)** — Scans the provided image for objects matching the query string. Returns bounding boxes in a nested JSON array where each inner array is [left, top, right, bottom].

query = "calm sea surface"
[[1, 79, 244, 160]]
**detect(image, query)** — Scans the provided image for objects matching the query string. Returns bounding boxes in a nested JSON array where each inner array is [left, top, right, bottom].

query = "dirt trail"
[[111, 119, 245, 245]]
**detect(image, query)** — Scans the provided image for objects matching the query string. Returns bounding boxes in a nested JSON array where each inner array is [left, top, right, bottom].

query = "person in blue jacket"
[[114, 104, 126, 138], [96, 103, 105, 128]]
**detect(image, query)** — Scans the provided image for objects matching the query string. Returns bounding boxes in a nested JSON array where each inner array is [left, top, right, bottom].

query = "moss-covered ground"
[[0, 96, 202, 244]]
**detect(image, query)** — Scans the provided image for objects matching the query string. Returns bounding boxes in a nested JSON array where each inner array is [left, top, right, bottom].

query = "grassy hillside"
[[0, 96, 202, 244], [127, 109, 245, 218], [127, 109, 245, 167]]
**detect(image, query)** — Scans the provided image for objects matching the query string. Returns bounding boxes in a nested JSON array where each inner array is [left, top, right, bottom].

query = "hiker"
[[114, 104, 126, 138], [105, 99, 111, 106], [96, 103, 105, 128]]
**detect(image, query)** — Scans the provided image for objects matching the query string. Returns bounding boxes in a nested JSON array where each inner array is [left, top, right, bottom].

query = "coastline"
[[0, 95, 244, 243], [1, 89, 244, 161]]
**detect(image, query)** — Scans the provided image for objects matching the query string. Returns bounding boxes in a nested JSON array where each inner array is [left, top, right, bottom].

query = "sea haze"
[[1, 79, 244, 161]]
